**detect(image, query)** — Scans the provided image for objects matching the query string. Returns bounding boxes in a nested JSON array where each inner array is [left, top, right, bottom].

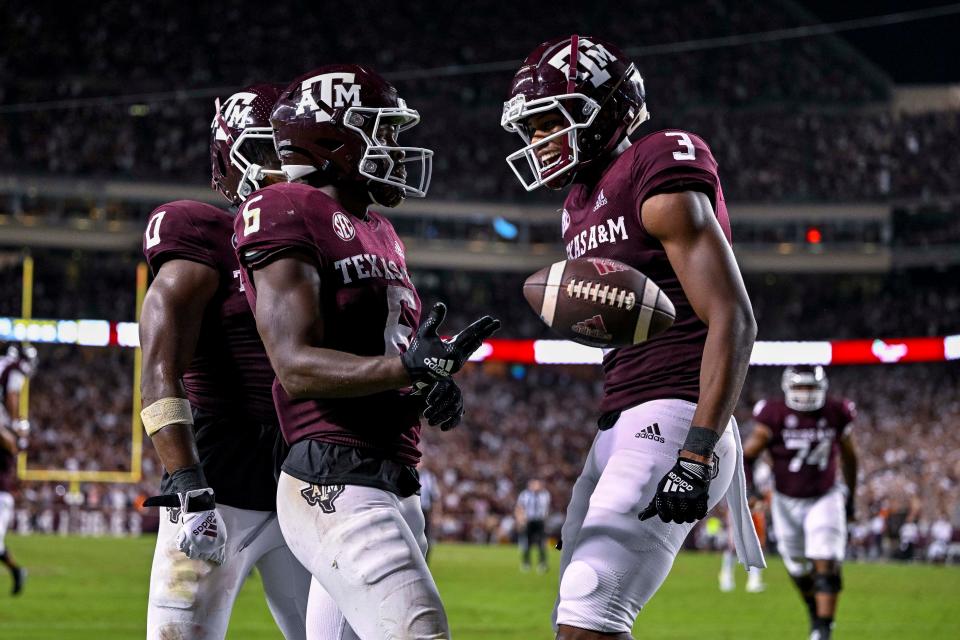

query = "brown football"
[[523, 257, 676, 348]]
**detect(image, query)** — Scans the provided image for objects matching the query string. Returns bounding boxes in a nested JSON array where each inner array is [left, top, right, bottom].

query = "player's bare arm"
[[4, 386, 18, 422], [252, 251, 410, 398], [253, 251, 499, 399], [839, 432, 858, 519], [642, 190, 757, 459], [140, 258, 219, 471], [639, 189, 756, 525], [0, 423, 17, 456], [742, 422, 772, 498], [742, 423, 773, 461]]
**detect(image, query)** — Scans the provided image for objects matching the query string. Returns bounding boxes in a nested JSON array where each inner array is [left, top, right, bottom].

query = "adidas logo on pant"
[[635, 422, 665, 443], [423, 357, 454, 376]]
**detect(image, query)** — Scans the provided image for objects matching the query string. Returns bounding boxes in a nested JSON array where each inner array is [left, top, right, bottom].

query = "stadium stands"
[[6, 1, 959, 204]]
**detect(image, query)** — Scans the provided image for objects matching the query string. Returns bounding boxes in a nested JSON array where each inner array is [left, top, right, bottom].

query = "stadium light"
[[4, 316, 955, 366]]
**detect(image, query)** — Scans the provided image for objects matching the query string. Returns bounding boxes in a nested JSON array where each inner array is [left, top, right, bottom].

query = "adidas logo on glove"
[[423, 357, 454, 377], [663, 471, 694, 493], [193, 512, 220, 538], [635, 422, 665, 443]]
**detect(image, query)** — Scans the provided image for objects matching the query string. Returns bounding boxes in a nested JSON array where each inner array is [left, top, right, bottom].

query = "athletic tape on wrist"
[[140, 397, 193, 436], [682, 426, 721, 458]]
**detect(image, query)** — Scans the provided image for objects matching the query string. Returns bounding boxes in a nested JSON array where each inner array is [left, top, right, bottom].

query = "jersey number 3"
[[665, 132, 696, 161]]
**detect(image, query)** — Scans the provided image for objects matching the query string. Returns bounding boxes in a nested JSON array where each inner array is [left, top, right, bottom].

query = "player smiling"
[[502, 35, 765, 639]]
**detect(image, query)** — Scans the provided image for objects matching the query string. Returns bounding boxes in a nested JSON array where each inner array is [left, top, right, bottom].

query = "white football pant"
[[147, 504, 310, 639], [553, 399, 739, 633], [771, 486, 847, 575], [0, 492, 13, 554], [277, 472, 448, 640]]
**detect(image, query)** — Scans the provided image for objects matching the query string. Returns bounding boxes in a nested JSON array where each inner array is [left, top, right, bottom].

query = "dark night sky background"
[[798, 0, 960, 83]]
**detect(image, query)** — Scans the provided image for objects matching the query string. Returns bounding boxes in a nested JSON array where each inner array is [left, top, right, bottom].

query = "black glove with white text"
[[401, 302, 500, 382], [423, 378, 464, 431], [639, 457, 712, 524], [640, 426, 720, 524]]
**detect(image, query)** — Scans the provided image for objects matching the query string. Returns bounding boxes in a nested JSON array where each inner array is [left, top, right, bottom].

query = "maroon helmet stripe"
[[213, 97, 235, 147], [557, 34, 580, 168], [566, 34, 580, 92]]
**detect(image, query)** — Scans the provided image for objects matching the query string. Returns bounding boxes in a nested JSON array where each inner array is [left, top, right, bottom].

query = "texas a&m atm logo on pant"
[[300, 483, 346, 514]]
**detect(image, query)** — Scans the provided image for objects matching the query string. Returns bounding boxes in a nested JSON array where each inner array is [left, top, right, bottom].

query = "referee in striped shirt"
[[516, 478, 550, 573]]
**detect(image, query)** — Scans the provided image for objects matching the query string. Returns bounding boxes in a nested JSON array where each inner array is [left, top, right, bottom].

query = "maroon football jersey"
[[0, 357, 25, 492], [753, 397, 855, 498], [143, 200, 276, 422], [561, 128, 731, 414], [0, 448, 14, 493], [233, 182, 423, 465]]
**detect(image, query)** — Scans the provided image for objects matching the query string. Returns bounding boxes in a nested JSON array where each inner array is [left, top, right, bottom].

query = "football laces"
[[565, 279, 636, 310]]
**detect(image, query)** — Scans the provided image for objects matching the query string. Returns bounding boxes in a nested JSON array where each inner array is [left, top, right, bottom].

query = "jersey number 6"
[[241, 195, 264, 237]]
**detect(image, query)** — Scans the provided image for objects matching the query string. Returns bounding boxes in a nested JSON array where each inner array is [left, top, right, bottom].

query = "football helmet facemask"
[[210, 83, 286, 205], [270, 64, 433, 207], [782, 365, 828, 412], [501, 35, 649, 191]]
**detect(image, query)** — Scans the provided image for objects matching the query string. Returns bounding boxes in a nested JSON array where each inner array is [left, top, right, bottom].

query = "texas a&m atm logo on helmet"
[[501, 35, 648, 191], [210, 83, 286, 205], [270, 64, 433, 208]]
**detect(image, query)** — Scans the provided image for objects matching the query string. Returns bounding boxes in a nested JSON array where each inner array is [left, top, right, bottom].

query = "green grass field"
[[0, 534, 957, 639]]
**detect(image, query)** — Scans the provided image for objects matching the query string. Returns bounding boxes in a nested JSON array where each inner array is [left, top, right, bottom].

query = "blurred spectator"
[[15, 1, 960, 205], [5, 352, 959, 564]]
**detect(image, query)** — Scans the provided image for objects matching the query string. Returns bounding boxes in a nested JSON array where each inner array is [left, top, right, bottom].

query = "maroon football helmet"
[[782, 365, 829, 412], [210, 83, 286, 205], [5, 343, 37, 377], [501, 35, 649, 191], [270, 64, 432, 207]]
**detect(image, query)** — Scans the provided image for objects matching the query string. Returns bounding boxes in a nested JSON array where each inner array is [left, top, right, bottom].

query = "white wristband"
[[140, 398, 193, 436]]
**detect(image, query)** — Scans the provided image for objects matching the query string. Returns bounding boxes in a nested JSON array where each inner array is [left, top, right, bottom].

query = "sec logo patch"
[[332, 212, 356, 241]]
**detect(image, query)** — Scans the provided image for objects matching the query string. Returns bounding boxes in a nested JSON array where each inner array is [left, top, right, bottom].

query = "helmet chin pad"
[[368, 182, 405, 208], [784, 389, 827, 412]]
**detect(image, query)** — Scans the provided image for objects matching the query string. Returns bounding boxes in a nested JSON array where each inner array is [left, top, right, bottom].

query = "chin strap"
[[238, 163, 265, 199], [367, 184, 404, 208]]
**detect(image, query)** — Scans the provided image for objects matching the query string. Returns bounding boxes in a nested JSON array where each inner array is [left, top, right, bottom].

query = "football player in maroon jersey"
[[139, 83, 310, 639], [743, 366, 859, 640], [502, 36, 764, 638], [233, 65, 499, 639], [0, 344, 36, 595]]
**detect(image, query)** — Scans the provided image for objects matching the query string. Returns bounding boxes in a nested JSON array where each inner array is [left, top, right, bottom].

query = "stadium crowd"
[[3, 254, 959, 343], [3, 1, 959, 204], [2, 0, 958, 566], [6, 341, 959, 563]]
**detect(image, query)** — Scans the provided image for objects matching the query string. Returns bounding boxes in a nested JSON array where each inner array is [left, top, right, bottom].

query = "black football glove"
[[639, 457, 712, 524], [401, 302, 500, 382], [423, 378, 464, 431]]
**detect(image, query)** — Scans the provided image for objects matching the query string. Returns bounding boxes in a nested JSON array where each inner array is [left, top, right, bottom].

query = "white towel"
[[725, 419, 767, 569]]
